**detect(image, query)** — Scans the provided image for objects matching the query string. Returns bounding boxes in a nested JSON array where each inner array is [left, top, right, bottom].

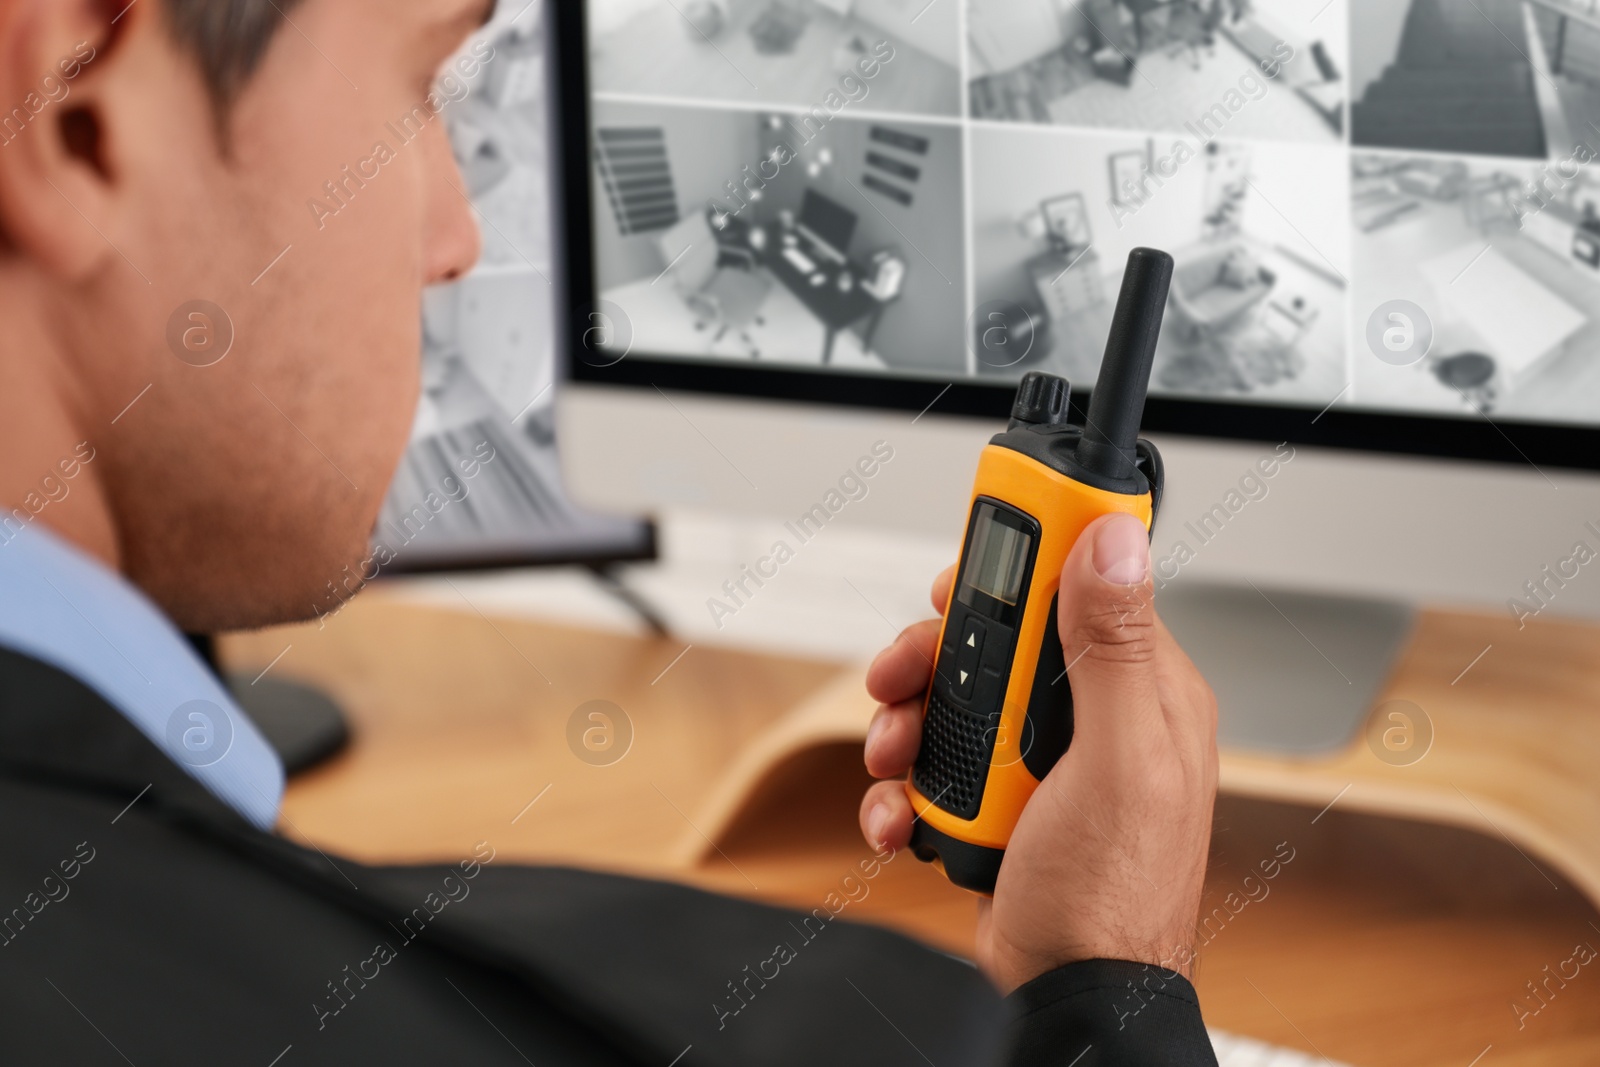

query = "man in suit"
[[0, 0, 1221, 1062]]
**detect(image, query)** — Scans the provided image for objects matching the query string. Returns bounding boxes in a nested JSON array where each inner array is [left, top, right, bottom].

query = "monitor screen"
[[562, 0, 1600, 464], [799, 189, 859, 257]]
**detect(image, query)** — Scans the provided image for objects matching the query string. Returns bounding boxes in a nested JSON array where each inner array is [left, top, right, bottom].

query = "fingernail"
[[867, 803, 890, 848], [1093, 513, 1150, 586], [865, 713, 888, 756]]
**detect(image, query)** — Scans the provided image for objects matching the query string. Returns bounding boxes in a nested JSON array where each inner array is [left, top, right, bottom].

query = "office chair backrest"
[[657, 211, 719, 296]]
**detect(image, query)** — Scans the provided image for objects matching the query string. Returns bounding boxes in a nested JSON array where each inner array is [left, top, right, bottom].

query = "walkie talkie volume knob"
[[1009, 372, 1071, 429]]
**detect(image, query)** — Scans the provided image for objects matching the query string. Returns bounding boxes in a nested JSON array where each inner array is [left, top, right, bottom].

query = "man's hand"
[[858, 512, 1218, 994]]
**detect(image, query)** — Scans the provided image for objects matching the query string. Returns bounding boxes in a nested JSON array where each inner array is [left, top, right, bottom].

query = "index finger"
[[865, 619, 942, 706], [931, 565, 954, 615]]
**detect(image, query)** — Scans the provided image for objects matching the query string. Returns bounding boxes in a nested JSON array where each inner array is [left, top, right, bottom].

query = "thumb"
[[1057, 512, 1162, 738]]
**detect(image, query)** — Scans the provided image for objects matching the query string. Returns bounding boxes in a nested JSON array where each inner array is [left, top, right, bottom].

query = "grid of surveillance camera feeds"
[[584, 0, 1600, 427]]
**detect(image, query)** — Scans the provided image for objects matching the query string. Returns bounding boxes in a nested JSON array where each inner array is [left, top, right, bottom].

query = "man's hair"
[[163, 0, 307, 109]]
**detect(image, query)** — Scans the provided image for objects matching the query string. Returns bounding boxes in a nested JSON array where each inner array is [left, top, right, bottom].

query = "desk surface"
[[222, 595, 1600, 1067], [759, 229, 879, 329]]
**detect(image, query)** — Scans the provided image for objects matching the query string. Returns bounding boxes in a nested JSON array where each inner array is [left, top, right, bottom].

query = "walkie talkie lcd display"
[[907, 248, 1174, 895]]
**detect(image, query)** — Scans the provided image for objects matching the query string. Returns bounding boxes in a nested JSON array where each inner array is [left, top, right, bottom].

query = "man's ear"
[[0, 0, 165, 282]]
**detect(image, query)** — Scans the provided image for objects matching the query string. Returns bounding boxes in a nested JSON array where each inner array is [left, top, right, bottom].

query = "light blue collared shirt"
[[0, 521, 283, 829]]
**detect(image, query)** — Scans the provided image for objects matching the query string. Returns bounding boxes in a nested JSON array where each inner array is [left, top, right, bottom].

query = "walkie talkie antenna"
[[1076, 247, 1173, 483]]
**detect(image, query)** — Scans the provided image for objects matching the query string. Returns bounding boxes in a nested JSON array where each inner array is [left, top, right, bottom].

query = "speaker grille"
[[912, 692, 995, 820]]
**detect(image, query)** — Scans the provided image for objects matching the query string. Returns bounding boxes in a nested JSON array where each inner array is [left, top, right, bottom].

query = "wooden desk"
[[725, 220, 886, 364], [221, 595, 1600, 1066]]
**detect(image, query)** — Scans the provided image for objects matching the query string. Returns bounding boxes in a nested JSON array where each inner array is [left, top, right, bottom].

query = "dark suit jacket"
[[0, 648, 1215, 1065]]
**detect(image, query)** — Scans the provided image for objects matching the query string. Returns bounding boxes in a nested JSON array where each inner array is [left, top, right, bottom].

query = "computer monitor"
[[551, 0, 1600, 751], [798, 189, 858, 261]]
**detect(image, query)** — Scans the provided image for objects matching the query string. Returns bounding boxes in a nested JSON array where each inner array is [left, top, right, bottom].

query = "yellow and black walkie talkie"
[[907, 247, 1173, 894]]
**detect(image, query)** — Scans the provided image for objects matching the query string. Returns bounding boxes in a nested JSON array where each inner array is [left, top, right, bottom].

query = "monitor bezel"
[[553, 2, 1600, 474]]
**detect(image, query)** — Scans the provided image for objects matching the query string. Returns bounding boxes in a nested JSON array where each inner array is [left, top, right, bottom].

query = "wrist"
[[984, 938, 1197, 995]]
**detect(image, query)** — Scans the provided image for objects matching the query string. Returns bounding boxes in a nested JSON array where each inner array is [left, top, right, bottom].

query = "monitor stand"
[[186, 634, 351, 776], [224, 674, 351, 776], [1156, 582, 1416, 755]]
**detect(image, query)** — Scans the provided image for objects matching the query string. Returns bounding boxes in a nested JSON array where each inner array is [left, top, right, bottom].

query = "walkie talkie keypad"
[[913, 499, 1041, 821], [951, 617, 984, 699]]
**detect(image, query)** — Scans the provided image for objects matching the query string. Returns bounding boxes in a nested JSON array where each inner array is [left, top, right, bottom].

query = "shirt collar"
[[0, 521, 283, 829]]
